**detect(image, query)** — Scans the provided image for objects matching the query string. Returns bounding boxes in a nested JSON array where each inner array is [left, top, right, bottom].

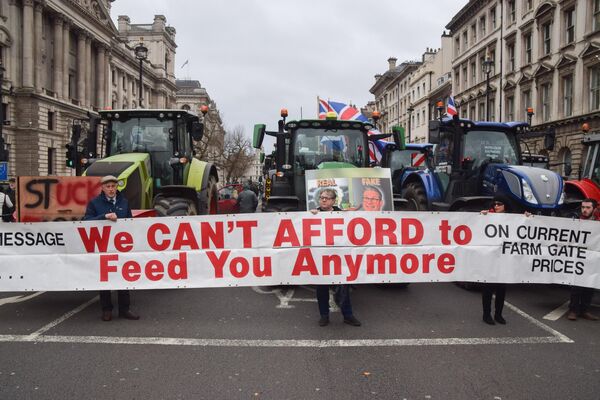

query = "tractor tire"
[[154, 197, 198, 217], [402, 182, 428, 211], [206, 174, 219, 215]]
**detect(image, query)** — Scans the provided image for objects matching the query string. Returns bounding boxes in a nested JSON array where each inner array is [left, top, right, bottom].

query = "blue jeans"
[[316, 285, 353, 317]]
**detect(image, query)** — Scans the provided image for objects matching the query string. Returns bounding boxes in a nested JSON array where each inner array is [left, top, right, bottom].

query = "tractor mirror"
[[428, 120, 441, 144], [544, 127, 555, 151], [392, 126, 405, 150], [253, 124, 266, 149], [191, 121, 204, 141]]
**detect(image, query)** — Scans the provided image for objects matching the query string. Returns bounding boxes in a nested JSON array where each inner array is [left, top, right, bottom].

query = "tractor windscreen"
[[462, 130, 519, 168], [109, 118, 173, 155], [293, 128, 367, 168]]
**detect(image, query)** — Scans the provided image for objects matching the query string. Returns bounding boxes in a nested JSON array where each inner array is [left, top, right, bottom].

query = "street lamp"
[[134, 43, 148, 109], [526, 107, 534, 126], [482, 54, 494, 121], [407, 105, 414, 143]]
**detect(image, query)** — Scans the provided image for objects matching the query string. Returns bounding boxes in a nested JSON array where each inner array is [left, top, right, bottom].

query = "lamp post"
[[0, 61, 7, 162], [407, 104, 414, 143], [134, 43, 148, 109], [482, 54, 494, 121], [526, 107, 534, 126]]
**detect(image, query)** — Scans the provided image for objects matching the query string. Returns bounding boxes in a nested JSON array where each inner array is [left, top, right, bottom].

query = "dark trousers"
[[569, 286, 594, 314], [317, 285, 353, 317], [482, 284, 506, 317], [99, 290, 130, 312]]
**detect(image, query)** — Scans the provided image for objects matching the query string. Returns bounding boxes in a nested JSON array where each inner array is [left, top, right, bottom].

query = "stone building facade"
[[369, 58, 421, 137], [0, 0, 177, 177], [446, 0, 600, 177]]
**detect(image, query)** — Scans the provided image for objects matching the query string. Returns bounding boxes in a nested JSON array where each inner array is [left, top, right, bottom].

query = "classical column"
[[52, 15, 64, 98], [127, 75, 134, 108], [76, 31, 86, 105], [85, 35, 92, 107], [8, 0, 20, 82], [33, 1, 44, 92], [22, 0, 35, 88], [115, 68, 123, 109], [96, 45, 106, 109], [62, 20, 71, 100]]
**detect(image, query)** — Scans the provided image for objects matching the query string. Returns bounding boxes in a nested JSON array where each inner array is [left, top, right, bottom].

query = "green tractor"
[[252, 110, 397, 212], [67, 109, 219, 216]]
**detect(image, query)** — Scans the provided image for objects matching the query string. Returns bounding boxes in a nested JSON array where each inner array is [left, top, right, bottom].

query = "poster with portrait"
[[305, 168, 393, 211]]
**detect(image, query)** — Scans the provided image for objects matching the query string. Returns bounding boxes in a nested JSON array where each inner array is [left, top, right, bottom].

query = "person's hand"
[[309, 209, 319, 215], [524, 211, 532, 217], [480, 210, 489, 215], [105, 212, 118, 221]]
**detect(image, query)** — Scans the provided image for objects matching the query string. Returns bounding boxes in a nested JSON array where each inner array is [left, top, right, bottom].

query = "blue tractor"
[[398, 117, 564, 214]]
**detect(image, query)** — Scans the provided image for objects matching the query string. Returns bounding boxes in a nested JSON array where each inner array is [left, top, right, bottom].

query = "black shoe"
[[119, 310, 140, 320], [494, 314, 506, 324], [483, 315, 495, 325], [101, 311, 112, 322], [318, 316, 329, 327], [343, 316, 361, 326]]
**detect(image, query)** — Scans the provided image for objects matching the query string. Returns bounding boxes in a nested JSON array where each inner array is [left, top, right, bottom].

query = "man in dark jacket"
[[83, 175, 139, 322], [2, 178, 16, 222], [567, 198, 598, 321], [236, 183, 258, 213]]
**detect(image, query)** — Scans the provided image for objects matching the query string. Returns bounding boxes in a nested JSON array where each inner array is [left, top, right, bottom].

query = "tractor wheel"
[[154, 197, 198, 217], [402, 182, 428, 211]]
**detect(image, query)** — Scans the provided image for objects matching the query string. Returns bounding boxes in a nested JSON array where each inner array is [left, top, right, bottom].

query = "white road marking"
[[543, 301, 570, 321], [26, 296, 98, 339], [543, 301, 600, 321], [504, 301, 573, 343], [0, 291, 45, 307], [0, 334, 570, 347]]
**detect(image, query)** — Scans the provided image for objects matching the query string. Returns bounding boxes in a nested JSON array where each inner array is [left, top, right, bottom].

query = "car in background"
[[218, 184, 243, 214]]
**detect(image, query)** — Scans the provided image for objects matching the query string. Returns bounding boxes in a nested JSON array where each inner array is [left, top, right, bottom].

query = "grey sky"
[[110, 0, 464, 138]]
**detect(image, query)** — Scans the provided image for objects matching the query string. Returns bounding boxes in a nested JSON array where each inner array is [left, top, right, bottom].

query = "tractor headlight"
[[521, 179, 538, 204]]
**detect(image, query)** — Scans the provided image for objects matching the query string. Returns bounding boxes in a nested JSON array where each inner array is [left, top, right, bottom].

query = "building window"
[[463, 65, 468, 87], [479, 102, 485, 120], [591, 65, 600, 110], [48, 111, 54, 131], [563, 74, 573, 117], [463, 31, 468, 49], [490, 99, 496, 121], [1, 103, 7, 124], [565, 8, 575, 44], [523, 32, 532, 64], [541, 83, 552, 121], [480, 16, 487, 36], [522, 89, 531, 120], [490, 6, 497, 29], [68, 73, 76, 99], [525, 0, 533, 12], [471, 61, 476, 84], [471, 23, 477, 42], [542, 22, 552, 55], [455, 69, 461, 90], [506, 96, 515, 120], [470, 105, 476, 119], [508, 0, 516, 23], [48, 148, 55, 175], [595, 0, 600, 31], [507, 43, 515, 72]]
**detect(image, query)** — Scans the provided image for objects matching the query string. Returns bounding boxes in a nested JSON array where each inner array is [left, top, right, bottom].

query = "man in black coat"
[[84, 175, 139, 322]]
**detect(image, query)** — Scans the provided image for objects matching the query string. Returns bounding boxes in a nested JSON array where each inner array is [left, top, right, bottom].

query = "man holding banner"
[[567, 198, 599, 321], [83, 175, 139, 322]]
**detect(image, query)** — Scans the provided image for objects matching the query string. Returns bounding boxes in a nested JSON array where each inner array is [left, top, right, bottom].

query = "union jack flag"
[[317, 97, 387, 163], [447, 96, 458, 117]]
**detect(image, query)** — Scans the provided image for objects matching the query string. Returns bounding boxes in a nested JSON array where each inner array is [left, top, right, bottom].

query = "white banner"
[[0, 212, 598, 291]]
